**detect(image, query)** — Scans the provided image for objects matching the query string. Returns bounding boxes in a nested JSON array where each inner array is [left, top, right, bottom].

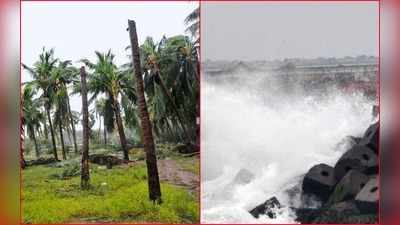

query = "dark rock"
[[312, 201, 377, 223], [302, 164, 336, 202], [355, 178, 378, 214], [328, 170, 369, 205], [293, 208, 322, 223], [334, 145, 378, 181], [26, 157, 59, 166], [89, 154, 124, 166], [372, 105, 379, 118], [359, 122, 379, 153], [348, 136, 362, 145], [249, 197, 281, 219]]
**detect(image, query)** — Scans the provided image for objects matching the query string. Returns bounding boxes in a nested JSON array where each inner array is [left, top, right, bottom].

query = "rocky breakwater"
[[249, 121, 379, 223]]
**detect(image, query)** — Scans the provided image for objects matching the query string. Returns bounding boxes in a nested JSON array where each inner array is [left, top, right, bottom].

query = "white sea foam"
[[201, 71, 375, 223]]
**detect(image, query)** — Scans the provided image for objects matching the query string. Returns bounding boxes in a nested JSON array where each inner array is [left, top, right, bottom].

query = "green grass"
[[22, 162, 199, 224]]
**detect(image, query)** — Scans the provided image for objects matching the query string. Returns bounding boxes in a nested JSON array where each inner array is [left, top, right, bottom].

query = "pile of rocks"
[[249, 121, 379, 223], [297, 121, 379, 223]]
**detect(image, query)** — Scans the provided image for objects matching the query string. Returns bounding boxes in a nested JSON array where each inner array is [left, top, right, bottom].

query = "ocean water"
[[201, 71, 375, 223]]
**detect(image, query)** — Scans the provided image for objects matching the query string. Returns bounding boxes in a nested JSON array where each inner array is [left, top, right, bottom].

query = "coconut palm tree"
[[128, 19, 161, 203], [52, 86, 68, 160], [123, 34, 199, 143], [185, 7, 200, 44], [51, 60, 78, 160], [128, 36, 192, 143], [80, 50, 136, 161], [22, 84, 44, 158], [22, 48, 59, 161], [51, 60, 80, 154], [94, 98, 113, 145]]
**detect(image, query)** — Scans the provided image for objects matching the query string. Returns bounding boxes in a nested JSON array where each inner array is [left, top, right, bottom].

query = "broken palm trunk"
[[80, 67, 90, 190]]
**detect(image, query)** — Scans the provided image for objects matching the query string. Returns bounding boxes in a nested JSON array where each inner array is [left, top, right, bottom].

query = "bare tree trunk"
[[46, 104, 59, 161], [66, 125, 72, 144], [21, 124, 26, 169], [29, 126, 40, 159], [98, 113, 101, 144], [80, 67, 90, 190], [112, 98, 129, 161], [103, 117, 107, 146], [67, 96, 79, 154], [58, 120, 67, 160], [42, 105, 49, 141], [129, 20, 162, 203]]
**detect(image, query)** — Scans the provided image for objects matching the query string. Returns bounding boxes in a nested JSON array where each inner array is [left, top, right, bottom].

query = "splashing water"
[[201, 71, 375, 223]]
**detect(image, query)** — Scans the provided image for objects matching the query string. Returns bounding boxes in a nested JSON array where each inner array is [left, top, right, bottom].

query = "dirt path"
[[66, 158, 198, 224], [158, 159, 199, 196]]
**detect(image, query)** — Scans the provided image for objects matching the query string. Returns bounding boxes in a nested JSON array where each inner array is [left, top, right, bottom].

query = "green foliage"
[[184, 7, 200, 43], [23, 163, 199, 224], [49, 162, 81, 180], [123, 34, 199, 143]]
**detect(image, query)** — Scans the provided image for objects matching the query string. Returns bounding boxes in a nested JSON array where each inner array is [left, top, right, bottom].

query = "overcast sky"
[[202, 2, 378, 61], [21, 1, 197, 128]]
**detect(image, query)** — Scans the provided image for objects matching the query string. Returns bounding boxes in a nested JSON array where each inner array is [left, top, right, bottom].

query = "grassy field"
[[22, 145, 199, 224]]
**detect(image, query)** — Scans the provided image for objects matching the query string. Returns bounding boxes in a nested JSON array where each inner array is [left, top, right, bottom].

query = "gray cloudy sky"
[[202, 2, 378, 61], [22, 1, 197, 128]]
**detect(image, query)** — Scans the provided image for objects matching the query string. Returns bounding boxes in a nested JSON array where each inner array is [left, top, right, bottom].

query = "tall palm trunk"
[[29, 126, 40, 158], [42, 105, 49, 141], [46, 103, 59, 161], [58, 119, 67, 160], [66, 126, 73, 144], [80, 67, 90, 190], [98, 113, 101, 143], [67, 96, 79, 154], [103, 117, 107, 145], [21, 123, 27, 169], [165, 119, 174, 141], [129, 20, 162, 203], [155, 71, 191, 143], [112, 97, 129, 161]]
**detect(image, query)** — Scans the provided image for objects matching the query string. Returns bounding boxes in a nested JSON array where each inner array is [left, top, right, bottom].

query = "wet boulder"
[[328, 170, 369, 205], [294, 201, 361, 223], [334, 145, 378, 181], [302, 164, 336, 202], [372, 105, 379, 118], [355, 178, 378, 214], [359, 122, 379, 153], [312, 200, 377, 223], [348, 136, 362, 145], [293, 208, 322, 224], [249, 196, 281, 219]]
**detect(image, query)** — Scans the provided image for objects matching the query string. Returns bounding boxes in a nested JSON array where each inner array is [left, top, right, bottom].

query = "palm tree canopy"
[[184, 7, 200, 42]]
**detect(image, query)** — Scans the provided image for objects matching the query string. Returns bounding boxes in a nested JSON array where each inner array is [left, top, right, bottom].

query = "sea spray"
[[201, 71, 375, 223]]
